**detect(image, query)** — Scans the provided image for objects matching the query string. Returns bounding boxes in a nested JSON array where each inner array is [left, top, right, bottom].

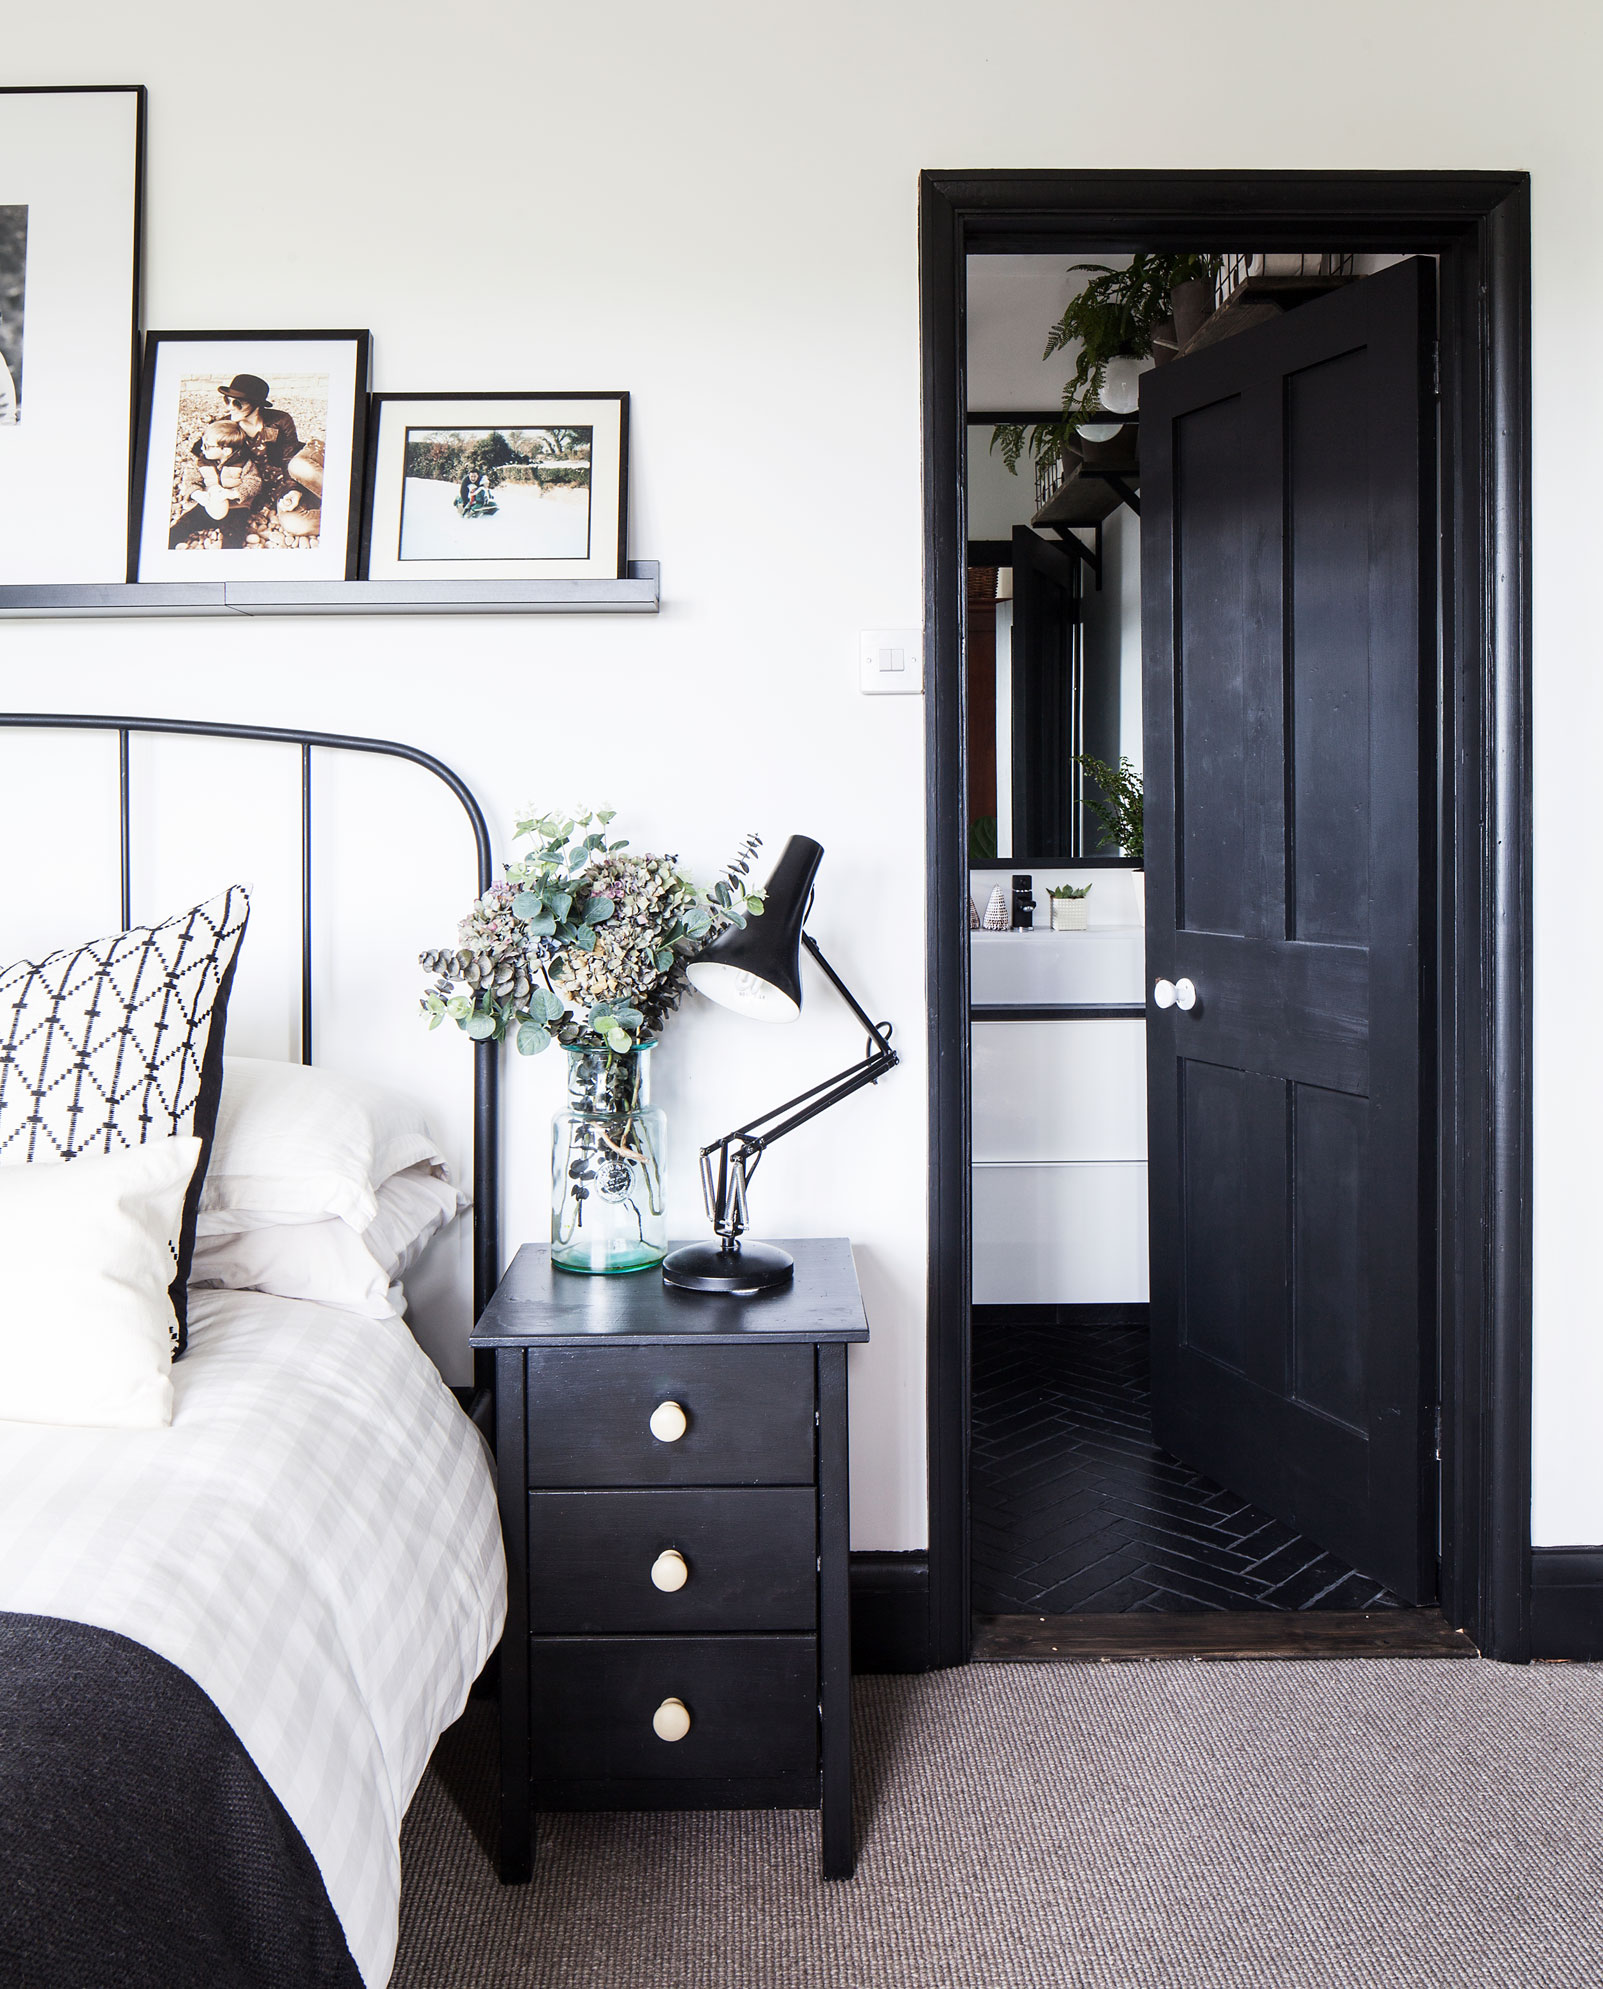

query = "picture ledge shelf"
[[0, 561, 660, 619]]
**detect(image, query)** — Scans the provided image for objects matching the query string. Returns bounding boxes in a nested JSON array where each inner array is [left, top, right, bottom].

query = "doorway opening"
[[920, 173, 1532, 1667]]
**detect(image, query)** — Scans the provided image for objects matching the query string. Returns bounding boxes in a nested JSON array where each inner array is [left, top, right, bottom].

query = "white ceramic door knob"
[[652, 1696, 691, 1742], [649, 1399, 687, 1443], [1174, 977, 1198, 1011], [1153, 978, 1177, 1009], [651, 1549, 689, 1592]]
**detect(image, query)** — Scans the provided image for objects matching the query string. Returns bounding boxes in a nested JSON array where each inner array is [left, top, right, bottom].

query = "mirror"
[[965, 508, 1142, 867]]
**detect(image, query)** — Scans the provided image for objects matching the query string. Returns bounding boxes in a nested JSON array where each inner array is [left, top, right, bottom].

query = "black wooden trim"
[[973, 1609, 1477, 1663], [493, 1348, 531, 1881], [816, 1343, 854, 1877], [849, 1552, 931, 1672], [971, 1003, 1145, 1022], [921, 168, 1533, 1667], [1530, 1548, 1603, 1661], [922, 169, 972, 1669], [973, 1303, 1150, 1331], [969, 855, 1141, 871], [967, 409, 1075, 426], [535, 1774, 821, 1811]]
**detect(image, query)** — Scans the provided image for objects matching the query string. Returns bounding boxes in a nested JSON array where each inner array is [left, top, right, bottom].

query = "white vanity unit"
[[970, 925, 1149, 1306]]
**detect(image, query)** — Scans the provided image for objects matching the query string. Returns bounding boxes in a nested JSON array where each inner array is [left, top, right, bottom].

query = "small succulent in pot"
[[419, 809, 765, 1059], [1048, 880, 1093, 930]]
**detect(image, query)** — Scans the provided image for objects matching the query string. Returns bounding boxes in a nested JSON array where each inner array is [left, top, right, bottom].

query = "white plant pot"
[[1099, 353, 1156, 415], [1051, 898, 1090, 931]]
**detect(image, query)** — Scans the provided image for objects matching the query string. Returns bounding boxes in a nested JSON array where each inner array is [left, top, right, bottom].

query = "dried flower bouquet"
[[420, 809, 764, 1059]]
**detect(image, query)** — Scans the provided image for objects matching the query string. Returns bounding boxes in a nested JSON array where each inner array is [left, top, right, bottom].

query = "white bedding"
[[0, 1286, 507, 1988]]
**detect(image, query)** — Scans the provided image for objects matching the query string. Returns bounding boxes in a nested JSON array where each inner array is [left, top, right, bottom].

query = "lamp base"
[[661, 1238, 795, 1295]]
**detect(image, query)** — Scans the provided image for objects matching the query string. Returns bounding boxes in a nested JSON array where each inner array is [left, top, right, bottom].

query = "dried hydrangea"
[[421, 809, 763, 1057]]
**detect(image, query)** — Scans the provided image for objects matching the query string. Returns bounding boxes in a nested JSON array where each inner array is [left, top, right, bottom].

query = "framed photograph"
[[362, 392, 627, 582], [131, 330, 371, 582], [0, 86, 144, 583]]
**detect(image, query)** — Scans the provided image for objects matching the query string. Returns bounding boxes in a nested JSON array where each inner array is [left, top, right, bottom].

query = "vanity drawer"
[[526, 1345, 815, 1487], [530, 1636, 819, 1799], [528, 1488, 817, 1633]]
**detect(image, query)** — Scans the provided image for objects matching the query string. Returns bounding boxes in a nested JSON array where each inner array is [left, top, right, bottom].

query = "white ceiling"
[[965, 254, 1129, 411]]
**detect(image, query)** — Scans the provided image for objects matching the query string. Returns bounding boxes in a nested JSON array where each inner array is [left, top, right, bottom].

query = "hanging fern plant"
[[990, 253, 1221, 474]]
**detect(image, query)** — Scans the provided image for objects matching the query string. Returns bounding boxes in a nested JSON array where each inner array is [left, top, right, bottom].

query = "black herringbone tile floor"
[[971, 1314, 1405, 1616]]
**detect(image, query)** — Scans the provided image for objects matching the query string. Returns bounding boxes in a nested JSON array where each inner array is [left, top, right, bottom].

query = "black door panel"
[[1142, 258, 1435, 1602]]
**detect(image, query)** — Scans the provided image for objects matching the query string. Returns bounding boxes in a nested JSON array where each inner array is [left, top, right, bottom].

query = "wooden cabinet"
[[471, 1239, 866, 1884], [971, 1017, 1150, 1304]]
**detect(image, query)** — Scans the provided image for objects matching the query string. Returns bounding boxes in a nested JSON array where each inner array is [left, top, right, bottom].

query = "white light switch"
[[860, 627, 923, 695]]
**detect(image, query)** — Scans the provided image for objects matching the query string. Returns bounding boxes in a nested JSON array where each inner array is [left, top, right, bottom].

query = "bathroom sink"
[[970, 926, 1145, 1006]]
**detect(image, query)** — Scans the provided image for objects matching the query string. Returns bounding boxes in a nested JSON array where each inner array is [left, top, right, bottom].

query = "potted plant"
[[991, 253, 1221, 474], [1048, 881, 1093, 931], [420, 809, 764, 1275], [1074, 753, 1145, 919]]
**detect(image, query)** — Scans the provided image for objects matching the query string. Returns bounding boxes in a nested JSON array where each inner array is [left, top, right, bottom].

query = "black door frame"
[[921, 170, 1532, 1664]]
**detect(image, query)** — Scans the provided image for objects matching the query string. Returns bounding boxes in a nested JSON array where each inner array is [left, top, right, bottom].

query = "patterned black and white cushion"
[[0, 887, 250, 1352]]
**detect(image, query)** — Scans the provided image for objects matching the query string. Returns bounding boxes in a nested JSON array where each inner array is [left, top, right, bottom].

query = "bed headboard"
[[0, 711, 500, 1350]]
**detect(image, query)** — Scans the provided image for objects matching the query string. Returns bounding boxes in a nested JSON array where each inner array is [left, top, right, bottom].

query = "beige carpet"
[[393, 1661, 1603, 1988]]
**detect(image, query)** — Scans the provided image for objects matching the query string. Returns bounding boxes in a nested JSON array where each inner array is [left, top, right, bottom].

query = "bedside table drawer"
[[530, 1636, 818, 1793], [529, 1488, 817, 1633], [526, 1345, 815, 1486]]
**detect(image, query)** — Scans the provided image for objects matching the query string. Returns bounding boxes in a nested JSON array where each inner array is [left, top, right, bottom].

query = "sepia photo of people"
[[0, 205, 27, 424], [167, 371, 328, 550], [398, 425, 592, 561]]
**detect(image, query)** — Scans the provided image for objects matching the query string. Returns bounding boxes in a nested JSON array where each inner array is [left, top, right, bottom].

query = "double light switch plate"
[[859, 628, 923, 694]]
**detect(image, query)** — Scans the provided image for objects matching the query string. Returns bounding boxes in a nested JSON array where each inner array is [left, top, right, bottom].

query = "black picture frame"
[[0, 85, 145, 584], [360, 391, 629, 582], [129, 329, 372, 582]]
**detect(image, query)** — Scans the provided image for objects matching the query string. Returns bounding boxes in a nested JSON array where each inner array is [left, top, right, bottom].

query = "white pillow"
[[0, 1136, 201, 1429], [189, 1162, 466, 1318], [197, 1057, 449, 1236]]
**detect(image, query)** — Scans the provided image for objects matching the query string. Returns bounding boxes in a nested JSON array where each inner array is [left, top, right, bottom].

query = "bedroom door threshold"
[[972, 1609, 1479, 1663]]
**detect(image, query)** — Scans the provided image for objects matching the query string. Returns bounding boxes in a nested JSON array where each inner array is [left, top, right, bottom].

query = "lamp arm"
[[696, 931, 898, 1244], [800, 932, 894, 1050]]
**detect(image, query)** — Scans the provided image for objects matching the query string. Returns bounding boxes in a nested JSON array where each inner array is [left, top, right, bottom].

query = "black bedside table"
[[471, 1237, 868, 1883]]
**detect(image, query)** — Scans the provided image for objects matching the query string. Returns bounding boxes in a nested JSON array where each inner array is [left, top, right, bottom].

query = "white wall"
[[967, 437, 1038, 541], [5, 0, 1600, 1549]]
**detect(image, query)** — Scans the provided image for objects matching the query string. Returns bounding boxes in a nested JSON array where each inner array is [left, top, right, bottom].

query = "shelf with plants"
[[0, 561, 661, 619]]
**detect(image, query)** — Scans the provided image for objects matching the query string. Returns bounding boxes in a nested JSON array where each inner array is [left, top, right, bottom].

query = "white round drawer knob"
[[651, 1549, 690, 1592], [652, 1696, 691, 1743], [1153, 978, 1177, 1009], [649, 1400, 688, 1443]]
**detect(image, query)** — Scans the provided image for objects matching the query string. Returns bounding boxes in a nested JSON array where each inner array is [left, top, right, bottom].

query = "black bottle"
[[1011, 874, 1035, 930]]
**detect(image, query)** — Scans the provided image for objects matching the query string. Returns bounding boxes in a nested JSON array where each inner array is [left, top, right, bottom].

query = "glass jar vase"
[[551, 1042, 667, 1274]]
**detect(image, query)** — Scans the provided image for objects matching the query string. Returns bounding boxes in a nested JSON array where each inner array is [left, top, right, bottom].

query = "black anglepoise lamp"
[[661, 835, 898, 1295]]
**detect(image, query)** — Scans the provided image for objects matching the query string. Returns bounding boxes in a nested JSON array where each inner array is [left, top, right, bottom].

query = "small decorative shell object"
[[969, 895, 982, 929], [983, 886, 1010, 931]]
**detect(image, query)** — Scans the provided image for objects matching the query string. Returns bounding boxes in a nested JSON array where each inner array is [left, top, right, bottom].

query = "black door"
[[1010, 524, 1081, 861], [1140, 258, 1436, 1603]]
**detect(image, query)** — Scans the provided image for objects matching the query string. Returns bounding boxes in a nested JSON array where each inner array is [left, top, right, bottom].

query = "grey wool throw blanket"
[[0, 1612, 362, 1989]]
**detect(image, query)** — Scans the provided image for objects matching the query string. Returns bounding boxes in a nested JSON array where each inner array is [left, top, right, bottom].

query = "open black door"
[[1141, 258, 1436, 1603]]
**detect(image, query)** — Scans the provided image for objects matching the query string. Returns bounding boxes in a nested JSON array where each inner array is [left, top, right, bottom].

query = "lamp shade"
[[686, 834, 822, 1022]]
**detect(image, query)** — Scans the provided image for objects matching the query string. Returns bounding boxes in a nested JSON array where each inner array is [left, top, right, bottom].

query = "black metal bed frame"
[[0, 713, 500, 1339]]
